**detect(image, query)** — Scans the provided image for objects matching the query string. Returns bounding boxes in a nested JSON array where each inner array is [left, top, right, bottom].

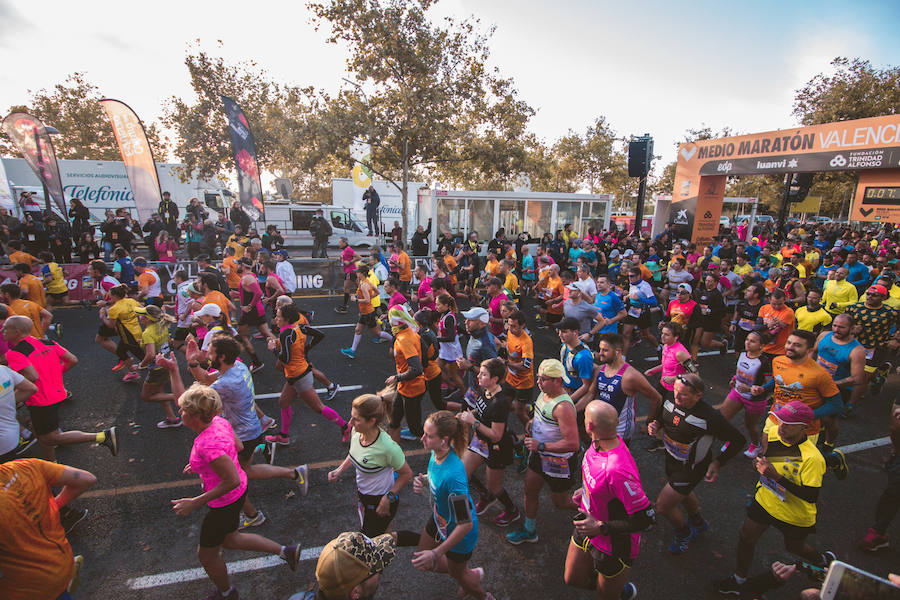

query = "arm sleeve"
[[777, 477, 820, 503], [709, 408, 746, 464], [397, 355, 423, 381], [301, 325, 325, 350], [603, 504, 655, 535], [275, 328, 294, 363]]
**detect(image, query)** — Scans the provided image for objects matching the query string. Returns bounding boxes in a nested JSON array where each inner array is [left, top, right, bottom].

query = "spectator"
[[155, 230, 178, 263], [158, 191, 180, 240], [67, 197, 91, 238], [142, 213, 165, 260], [310, 209, 332, 258], [202, 218, 217, 256], [186, 197, 208, 222], [45, 215, 71, 264], [76, 232, 101, 264], [362, 185, 381, 236], [262, 224, 285, 251], [215, 211, 234, 248], [410, 218, 432, 256], [229, 199, 251, 234], [183, 214, 204, 260], [390, 220, 402, 243]]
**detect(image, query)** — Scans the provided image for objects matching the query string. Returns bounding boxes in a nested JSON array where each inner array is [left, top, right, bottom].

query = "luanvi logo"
[[680, 147, 697, 161]]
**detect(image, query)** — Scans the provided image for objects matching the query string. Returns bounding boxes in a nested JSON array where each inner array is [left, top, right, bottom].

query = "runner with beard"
[[813, 313, 865, 454], [845, 284, 900, 393], [730, 283, 765, 353], [235, 258, 272, 373]]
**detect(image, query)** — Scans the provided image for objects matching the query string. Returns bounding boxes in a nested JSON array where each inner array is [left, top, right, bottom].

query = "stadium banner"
[[99, 99, 163, 224], [0, 112, 66, 216], [221, 96, 264, 221]]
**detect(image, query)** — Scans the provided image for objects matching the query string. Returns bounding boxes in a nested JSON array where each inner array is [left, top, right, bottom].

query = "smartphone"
[[449, 494, 472, 525], [819, 560, 900, 600]]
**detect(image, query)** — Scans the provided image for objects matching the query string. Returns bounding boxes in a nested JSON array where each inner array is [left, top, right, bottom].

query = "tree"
[[1, 72, 168, 160], [306, 0, 534, 238]]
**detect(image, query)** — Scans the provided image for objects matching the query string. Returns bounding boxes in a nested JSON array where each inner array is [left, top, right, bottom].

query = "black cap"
[[554, 317, 581, 331]]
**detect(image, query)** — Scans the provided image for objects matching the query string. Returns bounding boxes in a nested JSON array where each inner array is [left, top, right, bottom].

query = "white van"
[[261, 203, 377, 250]]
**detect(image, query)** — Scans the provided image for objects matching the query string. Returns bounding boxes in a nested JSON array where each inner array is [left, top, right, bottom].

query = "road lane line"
[[836, 436, 891, 455], [309, 323, 356, 329], [254, 384, 363, 400], [82, 449, 429, 499], [127, 546, 326, 589], [644, 349, 734, 363]]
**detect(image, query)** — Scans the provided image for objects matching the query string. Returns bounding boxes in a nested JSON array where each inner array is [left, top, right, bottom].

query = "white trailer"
[[0, 157, 231, 222], [331, 177, 427, 236]]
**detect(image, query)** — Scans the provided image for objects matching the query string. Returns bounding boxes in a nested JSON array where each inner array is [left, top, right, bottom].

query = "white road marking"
[[311, 323, 356, 329], [836, 436, 891, 455], [254, 384, 363, 400], [126, 546, 325, 589], [644, 349, 734, 363]]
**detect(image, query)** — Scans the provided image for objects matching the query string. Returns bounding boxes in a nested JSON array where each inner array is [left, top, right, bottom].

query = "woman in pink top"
[[155, 231, 178, 263], [644, 322, 692, 397], [170, 380, 300, 599]]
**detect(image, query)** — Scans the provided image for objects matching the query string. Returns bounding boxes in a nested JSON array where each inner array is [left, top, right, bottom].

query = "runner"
[[504, 309, 535, 427], [507, 359, 580, 546], [456, 357, 520, 527], [340, 263, 393, 359], [13, 262, 46, 308], [564, 401, 652, 600], [386, 306, 427, 443], [648, 373, 745, 554], [167, 381, 301, 600], [0, 283, 51, 340], [3, 315, 118, 462], [691, 273, 727, 358], [435, 293, 466, 395], [413, 309, 446, 412], [822, 266, 858, 316], [537, 264, 566, 328], [133, 304, 181, 428], [133, 257, 163, 307], [730, 282, 765, 352], [720, 330, 772, 458], [397, 410, 493, 599], [328, 393, 413, 537], [275, 295, 340, 401], [236, 257, 272, 372], [556, 317, 595, 429], [592, 332, 663, 445], [714, 401, 835, 597], [0, 362, 37, 463], [171, 270, 194, 352], [389, 241, 413, 295], [622, 267, 658, 353], [813, 314, 865, 450], [591, 274, 627, 340], [758, 289, 795, 360], [98, 284, 146, 381], [794, 289, 832, 334], [857, 402, 900, 551], [845, 283, 899, 391], [38, 251, 76, 309], [456, 307, 498, 402], [264, 303, 350, 446], [412, 263, 436, 313], [0, 459, 97, 600], [664, 282, 698, 334]]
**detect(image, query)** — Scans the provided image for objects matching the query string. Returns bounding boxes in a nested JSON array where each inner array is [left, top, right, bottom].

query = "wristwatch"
[[538, 441, 546, 452], [385, 491, 399, 502]]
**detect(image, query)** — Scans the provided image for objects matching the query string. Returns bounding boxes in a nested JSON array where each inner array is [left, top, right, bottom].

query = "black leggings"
[[116, 341, 143, 362], [875, 455, 900, 534], [358, 491, 399, 538], [426, 375, 446, 411], [390, 392, 424, 437]]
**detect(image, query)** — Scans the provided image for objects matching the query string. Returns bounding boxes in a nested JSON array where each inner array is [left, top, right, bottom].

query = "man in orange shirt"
[[0, 459, 97, 600], [385, 306, 426, 442], [1, 283, 51, 338], [389, 242, 413, 294], [14, 262, 46, 308], [133, 258, 163, 307], [197, 273, 235, 325], [540, 264, 566, 328], [221, 246, 242, 293], [504, 310, 534, 427], [340, 264, 393, 358], [7, 240, 39, 267], [758, 289, 795, 360]]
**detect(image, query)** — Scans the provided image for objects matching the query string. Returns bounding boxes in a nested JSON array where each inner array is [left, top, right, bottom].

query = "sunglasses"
[[675, 374, 703, 393]]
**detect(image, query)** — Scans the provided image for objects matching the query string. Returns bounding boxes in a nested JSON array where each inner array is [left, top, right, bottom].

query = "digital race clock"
[[862, 186, 900, 204]]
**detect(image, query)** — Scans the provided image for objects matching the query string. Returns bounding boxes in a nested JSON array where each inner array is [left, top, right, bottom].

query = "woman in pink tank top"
[[645, 322, 692, 394]]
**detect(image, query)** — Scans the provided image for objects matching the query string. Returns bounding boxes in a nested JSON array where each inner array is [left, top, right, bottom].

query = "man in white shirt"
[[573, 264, 598, 303], [274, 250, 297, 293], [0, 364, 38, 462]]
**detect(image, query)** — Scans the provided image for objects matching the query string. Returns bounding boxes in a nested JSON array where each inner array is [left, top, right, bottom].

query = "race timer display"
[[862, 186, 900, 204]]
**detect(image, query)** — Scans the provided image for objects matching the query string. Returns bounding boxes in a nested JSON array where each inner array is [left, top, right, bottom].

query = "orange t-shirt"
[[545, 276, 565, 315], [222, 256, 241, 289], [9, 298, 44, 338], [769, 356, 839, 435], [397, 252, 412, 282], [443, 255, 458, 284], [9, 251, 37, 266], [19, 274, 46, 308], [394, 327, 425, 396], [357, 279, 376, 315], [0, 459, 72, 600], [758, 304, 795, 355], [485, 259, 501, 277], [203, 290, 232, 325], [137, 271, 161, 298], [505, 330, 535, 389], [423, 335, 441, 380]]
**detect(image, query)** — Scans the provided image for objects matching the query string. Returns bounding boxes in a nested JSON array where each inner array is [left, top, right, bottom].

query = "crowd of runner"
[[1, 220, 900, 600]]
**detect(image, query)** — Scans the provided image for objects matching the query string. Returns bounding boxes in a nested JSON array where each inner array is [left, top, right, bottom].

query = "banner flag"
[[1, 112, 66, 216], [221, 96, 264, 221], [349, 140, 373, 188], [99, 99, 163, 223]]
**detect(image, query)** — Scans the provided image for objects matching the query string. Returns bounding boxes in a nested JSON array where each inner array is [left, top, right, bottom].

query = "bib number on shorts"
[[468, 436, 489, 459], [739, 318, 755, 331], [865, 347, 875, 360], [664, 434, 691, 462], [540, 453, 570, 478], [627, 306, 643, 319]]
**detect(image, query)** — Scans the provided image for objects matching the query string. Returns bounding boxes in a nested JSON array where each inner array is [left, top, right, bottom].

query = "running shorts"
[[97, 323, 117, 338], [625, 309, 651, 329], [528, 450, 579, 493], [199, 491, 247, 547], [49, 291, 68, 299], [506, 386, 534, 405], [288, 371, 315, 394], [358, 490, 400, 538], [726, 389, 767, 416], [864, 346, 889, 373], [358, 311, 378, 329], [546, 312, 562, 325], [438, 340, 463, 361], [425, 518, 473, 563], [746, 498, 815, 539], [664, 454, 711, 496], [571, 529, 633, 578], [238, 307, 266, 327], [467, 432, 513, 470], [238, 433, 266, 462], [145, 368, 169, 386], [27, 404, 61, 436]]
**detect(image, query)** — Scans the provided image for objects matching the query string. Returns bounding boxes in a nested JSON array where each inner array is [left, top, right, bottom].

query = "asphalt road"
[[32, 295, 899, 600]]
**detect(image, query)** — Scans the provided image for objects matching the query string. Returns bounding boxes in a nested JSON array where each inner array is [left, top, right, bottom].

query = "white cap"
[[677, 282, 692, 294], [460, 307, 489, 323], [195, 303, 222, 318]]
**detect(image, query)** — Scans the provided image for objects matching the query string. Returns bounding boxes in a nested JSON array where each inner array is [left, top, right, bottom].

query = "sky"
[[1, 0, 898, 180]]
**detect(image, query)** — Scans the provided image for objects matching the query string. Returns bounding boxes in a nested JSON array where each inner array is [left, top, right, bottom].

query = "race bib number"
[[27, 234, 35, 241], [738, 318, 755, 331], [627, 306, 642, 318], [701, 307, 710, 315], [663, 434, 691, 462], [463, 388, 478, 409], [468, 435, 489, 459], [540, 454, 570, 478], [865, 347, 875, 360], [759, 475, 787, 502]]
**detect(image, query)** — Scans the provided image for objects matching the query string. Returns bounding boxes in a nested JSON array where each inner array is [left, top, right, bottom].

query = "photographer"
[[262, 224, 284, 251]]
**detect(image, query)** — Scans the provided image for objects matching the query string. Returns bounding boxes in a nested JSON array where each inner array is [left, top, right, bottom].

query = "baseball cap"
[[868, 284, 888, 296], [274, 249, 289, 258], [195, 303, 222, 318], [677, 283, 692, 294], [537, 359, 565, 379], [566, 283, 580, 292], [769, 401, 814, 426], [623, 249, 634, 257], [553, 316, 581, 331], [132, 305, 163, 320], [460, 307, 489, 323], [316, 531, 396, 597], [133, 257, 148, 267]]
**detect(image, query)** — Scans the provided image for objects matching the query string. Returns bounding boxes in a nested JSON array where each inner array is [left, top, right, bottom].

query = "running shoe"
[[474, 496, 498, 516], [204, 587, 239, 600], [294, 465, 309, 496], [122, 371, 140, 382], [156, 417, 183, 429], [262, 441, 276, 465], [743, 443, 761, 458], [689, 518, 709, 539], [340, 348, 356, 359], [506, 526, 538, 545], [282, 544, 302, 571], [266, 433, 291, 446], [100, 427, 118, 456], [111, 360, 127, 372], [371, 336, 387, 344], [250, 363, 265, 374], [68, 554, 83, 593], [494, 507, 520, 527], [858, 528, 890, 552], [341, 423, 352, 443], [668, 529, 692, 554], [260, 415, 277, 431], [713, 574, 743, 596], [399, 428, 417, 441], [239, 511, 266, 529], [60, 506, 89, 535], [831, 449, 849, 480], [326, 383, 340, 401], [333, 305, 348, 314], [15, 435, 37, 456], [620, 582, 637, 600]]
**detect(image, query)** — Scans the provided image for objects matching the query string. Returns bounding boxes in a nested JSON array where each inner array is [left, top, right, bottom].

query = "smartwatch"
[[538, 441, 546, 452], [385, 491, 399, 502]]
